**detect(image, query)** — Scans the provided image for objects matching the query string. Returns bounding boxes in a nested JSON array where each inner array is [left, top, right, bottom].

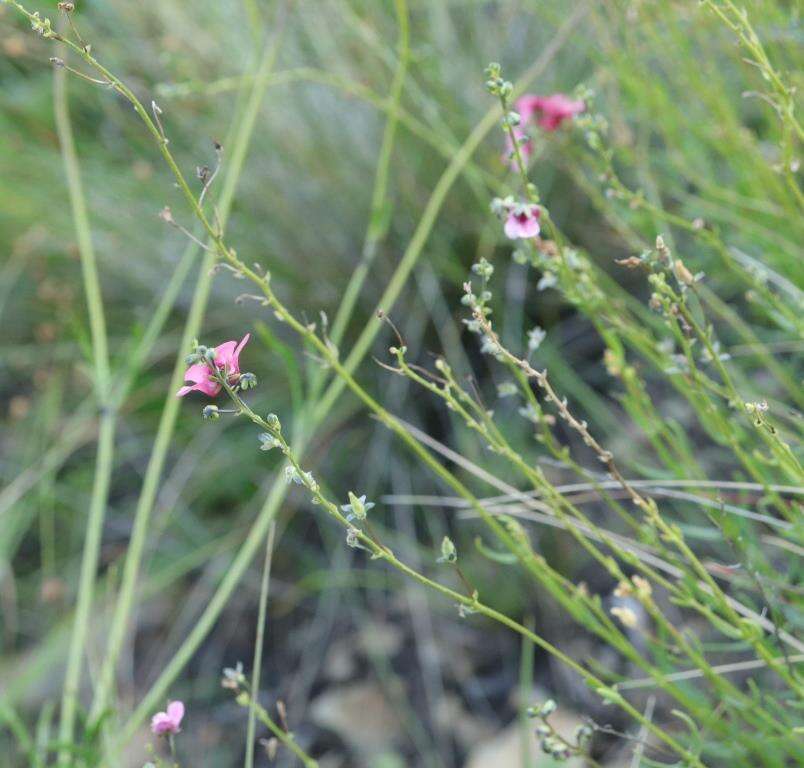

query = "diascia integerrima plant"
[[3, 0, 802, 766]]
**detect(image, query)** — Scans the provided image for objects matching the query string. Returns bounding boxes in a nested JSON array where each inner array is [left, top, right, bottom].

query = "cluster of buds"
[[29, 11, 55, 37], [461, 281, 492, 337], [221, 662, 247, 693], [638, 237, 702, 300], [484, 62, 512, 99], [284, 465, 318, 493], [471, 257, 494, 281], [614, 574, 653, 601], [527, 699, 593, 762], [185, 343, 219, 369], [239, 371, 258, 390]]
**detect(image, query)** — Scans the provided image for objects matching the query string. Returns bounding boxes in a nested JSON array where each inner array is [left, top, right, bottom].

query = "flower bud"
[[202, 405, 220, 420], [538, 699, 557, 717], [347, 491, 366, 520], [239, 371, 258, 390], [438, 536, 457, 564], [258, 432, 281, 451], [574, 723, 593, 745], [673, 259, 694, 286]]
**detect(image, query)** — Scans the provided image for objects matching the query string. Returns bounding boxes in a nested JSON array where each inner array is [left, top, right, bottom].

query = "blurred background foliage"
[[0, 0, 801, 766]]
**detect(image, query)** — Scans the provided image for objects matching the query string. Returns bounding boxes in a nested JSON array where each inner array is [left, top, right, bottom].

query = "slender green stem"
[[52, 33, 117, 765], [218, 380, 708, 768], [244, 523, 276, 768], [4, 0, 590, 747], [311, 2, 590, 426], [234, 686, 317, 768], [328, 0, 409, 345], [90, 25, 286, 726]]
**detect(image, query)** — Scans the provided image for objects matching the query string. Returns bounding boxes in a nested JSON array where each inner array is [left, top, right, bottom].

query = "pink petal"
[[213, 340, 238, 370], [504, 209, 540, 240], [177, 363, 221, 397], [167, 700, 185, 726], [182, 363, 213, 384], [504, 215, 522, 239], [151, 713, 173, 735], [515, 95, 544, 123], [234, 333, 250, 358], [520, 218, 540, 238], [533, 93, 584, 131], [214, 333, 249, 375]]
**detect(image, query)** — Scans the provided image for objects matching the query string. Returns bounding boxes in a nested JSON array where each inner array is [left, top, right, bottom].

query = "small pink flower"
[[504, 205, 541, 239], [177, 333, 250, 398], [151, 700, 185, 735], [517, 93, 585, 132]]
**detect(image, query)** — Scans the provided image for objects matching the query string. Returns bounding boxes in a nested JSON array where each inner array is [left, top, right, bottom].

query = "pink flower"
[[151, 700, 185, 735], [504, 205, 541, 239], [516, 93, 585, 132], [177, 333, 250, 397]]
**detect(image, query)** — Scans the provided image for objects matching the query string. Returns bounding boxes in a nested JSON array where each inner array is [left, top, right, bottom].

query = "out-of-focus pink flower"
[[151, 700, 185, 735], [517, 93, 585, 131], [504, 205, 541, 239], [177, 333, 250, 397]]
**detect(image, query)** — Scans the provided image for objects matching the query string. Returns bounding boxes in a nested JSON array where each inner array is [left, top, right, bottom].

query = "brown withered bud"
[[58, 2, 75, 12], [260, 738, 279, 759], [615, 256, 643, 269], [276, 700, 289, 731], [655, 235, 671, 264], [673, 259, 695, 286], [535, 237, 559, 257]]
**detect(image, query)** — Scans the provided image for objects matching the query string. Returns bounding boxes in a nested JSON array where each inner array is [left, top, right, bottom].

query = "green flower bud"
[[438, 536, 457, 564], [239, 371, 258, 390], [538, 699, 557, 717]]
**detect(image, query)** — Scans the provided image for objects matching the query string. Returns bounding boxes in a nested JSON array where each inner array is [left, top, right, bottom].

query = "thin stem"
[[244, 523, 276, 768], [52, 31, 116, 765], [328, 0, 409, 346], [90, 24, 286, 726], [236, 687, 318, 768], [219, 381, 708, 768]]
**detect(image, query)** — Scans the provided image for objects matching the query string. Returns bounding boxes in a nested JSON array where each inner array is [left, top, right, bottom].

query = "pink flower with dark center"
[[177, 333, 250, 397], [504, 205, 541, 239], [517, 93, 585, 132], [151, 700, 185, 735]]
